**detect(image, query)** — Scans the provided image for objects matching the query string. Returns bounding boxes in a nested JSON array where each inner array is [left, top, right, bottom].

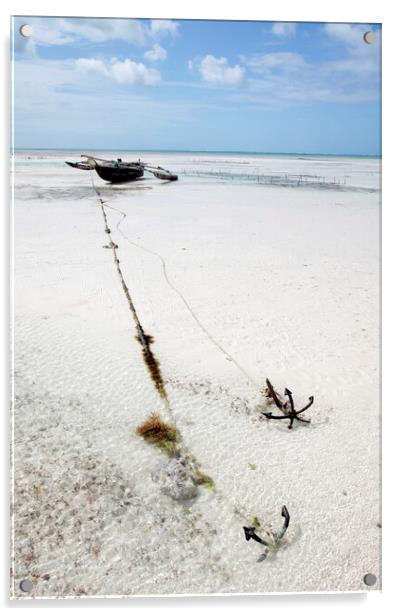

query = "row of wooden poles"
[[180, 169, 348, 186]]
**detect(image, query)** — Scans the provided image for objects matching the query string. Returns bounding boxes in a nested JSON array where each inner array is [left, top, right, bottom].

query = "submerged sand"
[[11, 151, 380, 597]]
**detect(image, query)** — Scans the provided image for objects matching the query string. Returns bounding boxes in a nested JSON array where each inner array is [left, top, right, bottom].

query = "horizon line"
[[12, 147, 381, 158]]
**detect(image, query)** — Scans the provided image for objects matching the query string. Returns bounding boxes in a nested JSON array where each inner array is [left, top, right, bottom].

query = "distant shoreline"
[[13, 148, 381, 159]]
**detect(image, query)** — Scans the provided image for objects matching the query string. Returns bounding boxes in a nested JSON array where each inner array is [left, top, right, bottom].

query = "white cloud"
[[324, 23, 379, 75], [199, 55, 245, 86], [237, 23, 380, 106], [111, 59, 160, 85], [271, 22, 297, 37], [144, 43, 167, 62], [244, 52, 306, 73], [14, 16, 179, 55], [75, 58, 109, 76], [25, 17, 149, 47], [150, 19, 179, 38], [324, 23, 367, 47], [76, 57, 160, 85]]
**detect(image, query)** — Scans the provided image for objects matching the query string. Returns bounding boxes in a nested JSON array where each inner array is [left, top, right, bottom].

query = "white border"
[[2, 1, 396, 614], [0, 0, 385, 22]]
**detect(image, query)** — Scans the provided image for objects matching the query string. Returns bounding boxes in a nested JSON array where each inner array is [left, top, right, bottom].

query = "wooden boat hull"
[[65, 155, 178, 182], [95, 163, 144, 184]]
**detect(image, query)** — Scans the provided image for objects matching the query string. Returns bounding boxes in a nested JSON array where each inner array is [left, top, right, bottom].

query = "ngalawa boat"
[[65, 155, 178, 183]]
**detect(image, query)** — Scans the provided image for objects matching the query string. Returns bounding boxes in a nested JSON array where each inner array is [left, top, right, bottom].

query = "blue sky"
[[12, 17, 381, 154]]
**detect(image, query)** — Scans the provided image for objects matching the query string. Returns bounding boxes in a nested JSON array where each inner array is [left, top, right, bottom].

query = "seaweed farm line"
[[181, 169, 349, 188]]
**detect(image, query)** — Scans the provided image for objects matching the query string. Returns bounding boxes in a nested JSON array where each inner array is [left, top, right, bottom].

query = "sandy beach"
[[11, 151, 381, 597]]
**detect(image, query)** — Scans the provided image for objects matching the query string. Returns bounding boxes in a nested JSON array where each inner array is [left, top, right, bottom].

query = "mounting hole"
[[19, 24, 33, 38], [19, 579, 33, 592], [363, 31, 376, 44], [363, 573, 377, 586]]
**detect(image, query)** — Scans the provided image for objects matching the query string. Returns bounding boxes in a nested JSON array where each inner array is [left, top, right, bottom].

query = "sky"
[[11, 17, 381, 154]]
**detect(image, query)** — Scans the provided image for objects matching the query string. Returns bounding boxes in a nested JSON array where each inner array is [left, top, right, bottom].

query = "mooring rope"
[[90, 172, 175, 416], [86, 170, 293, 557], [98, 198, 261, 391], [90, 175, 249, 516]]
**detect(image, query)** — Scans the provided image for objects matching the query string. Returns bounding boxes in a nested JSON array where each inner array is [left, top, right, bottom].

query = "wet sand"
[[11, 151, 380, 597]]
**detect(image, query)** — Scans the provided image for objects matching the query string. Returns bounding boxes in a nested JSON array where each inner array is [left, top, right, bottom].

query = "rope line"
[[90, 172, 171, 413], [90, 176, 250, 522], [86, 170, 291, 554], [100, 200, 260, 390]]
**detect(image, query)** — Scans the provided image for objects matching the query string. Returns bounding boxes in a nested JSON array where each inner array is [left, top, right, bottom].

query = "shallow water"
[[11, 150, 381, 597]]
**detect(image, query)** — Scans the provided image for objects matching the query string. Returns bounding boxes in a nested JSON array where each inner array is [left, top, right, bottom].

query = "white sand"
[[11, 151, 380, 597]]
